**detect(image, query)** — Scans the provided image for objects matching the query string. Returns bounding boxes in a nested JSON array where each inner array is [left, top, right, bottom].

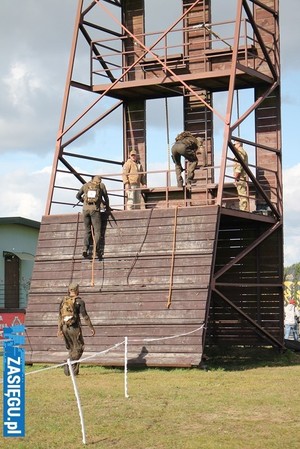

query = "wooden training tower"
[[25, 0, 284, 367]]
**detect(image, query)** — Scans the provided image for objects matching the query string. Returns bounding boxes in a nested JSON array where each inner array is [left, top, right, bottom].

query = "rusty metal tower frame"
[[38, 0, 284, 358], [47, 0, 281, 214]]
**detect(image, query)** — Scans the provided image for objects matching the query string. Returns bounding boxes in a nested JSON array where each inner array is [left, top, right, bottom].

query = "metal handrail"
[[90, 18, 276, 83], [50, 158, 279, 214]]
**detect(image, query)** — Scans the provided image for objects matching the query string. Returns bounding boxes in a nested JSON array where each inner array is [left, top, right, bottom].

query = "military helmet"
[[92, 175, 102, 183], [68, 282, 79, 292]]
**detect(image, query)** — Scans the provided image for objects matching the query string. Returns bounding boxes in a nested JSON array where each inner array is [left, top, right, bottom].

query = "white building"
[[0, 217, 40, 312]]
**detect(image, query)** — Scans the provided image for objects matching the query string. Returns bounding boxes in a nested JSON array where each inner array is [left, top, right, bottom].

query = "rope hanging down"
[[90, 224, 96, 287], [165, 97, 171, 186], [126, 208, 153, 285], [167, 206, 178, 309], [70, 212, 80, 285]]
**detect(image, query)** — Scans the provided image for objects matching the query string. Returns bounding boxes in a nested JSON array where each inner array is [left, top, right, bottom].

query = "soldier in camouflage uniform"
[[57, 283, 95, 376], [76, 175, 110, 258], [171, 131, 204, 187], [233, 141, 249, 211]]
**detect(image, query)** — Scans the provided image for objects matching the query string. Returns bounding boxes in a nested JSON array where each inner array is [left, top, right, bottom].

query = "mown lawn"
[[1, 348, 300, 449]]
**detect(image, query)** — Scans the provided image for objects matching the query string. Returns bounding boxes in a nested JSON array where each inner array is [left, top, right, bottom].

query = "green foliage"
[[284, 262, 300, 281], [284, 263, 300, 303]]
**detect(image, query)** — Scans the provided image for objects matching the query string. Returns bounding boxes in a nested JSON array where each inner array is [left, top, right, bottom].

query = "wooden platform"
[[25, 205, 219, 367]]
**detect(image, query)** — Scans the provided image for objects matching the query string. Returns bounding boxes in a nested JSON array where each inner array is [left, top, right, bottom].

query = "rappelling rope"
[[165, 97, 171, 186], [90, 225, 96, 287], [70, 212, 80, 285], [126, 208, 153, 285], [167, 205, 178, 309]]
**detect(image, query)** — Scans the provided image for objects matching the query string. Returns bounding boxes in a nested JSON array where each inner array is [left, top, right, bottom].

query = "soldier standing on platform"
[[123, 149, 147, 210], [233, 141, 249, 211]]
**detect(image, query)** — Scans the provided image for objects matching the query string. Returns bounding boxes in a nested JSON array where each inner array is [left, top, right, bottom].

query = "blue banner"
[[3, 325, 25, 437]]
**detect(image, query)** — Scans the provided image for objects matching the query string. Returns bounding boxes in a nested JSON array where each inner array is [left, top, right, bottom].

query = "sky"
[[0, 0, 299, 267]]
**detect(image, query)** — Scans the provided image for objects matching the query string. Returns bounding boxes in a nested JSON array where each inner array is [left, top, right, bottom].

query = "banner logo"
[[3, 325, 25, 437]]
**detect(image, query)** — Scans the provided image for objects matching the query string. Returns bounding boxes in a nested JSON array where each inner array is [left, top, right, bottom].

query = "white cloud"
[[3, 62, 42, 110], [283, 164, 300, 266], [0, 162, 51, 222], [0, 0, 76, 155], [280, 0, 300, 70]]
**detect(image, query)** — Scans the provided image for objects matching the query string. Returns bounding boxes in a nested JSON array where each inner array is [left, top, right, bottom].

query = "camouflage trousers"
[[171, 142, 198, 187], [82, 209, 102, 254], [62, 323, 85, 375], [236, 179, 249, 211]]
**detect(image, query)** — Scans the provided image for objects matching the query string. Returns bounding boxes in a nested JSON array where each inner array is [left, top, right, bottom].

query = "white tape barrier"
[[0, 324, 205, 445], [67, 359, 87, 445], [1, 323, 205, 382]]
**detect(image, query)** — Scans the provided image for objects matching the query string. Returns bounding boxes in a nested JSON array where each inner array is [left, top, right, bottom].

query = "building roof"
[[0, 217, 40, 230]]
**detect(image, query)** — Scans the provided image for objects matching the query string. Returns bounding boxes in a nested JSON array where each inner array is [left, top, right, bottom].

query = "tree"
[[284, 263, 300, 304]]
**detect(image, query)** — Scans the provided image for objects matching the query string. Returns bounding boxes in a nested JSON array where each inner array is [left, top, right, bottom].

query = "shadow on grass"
[[204, 345, 300, 371], [78, 346, 300, 374]]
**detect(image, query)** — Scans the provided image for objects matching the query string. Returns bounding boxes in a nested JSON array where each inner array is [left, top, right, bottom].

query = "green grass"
[[1, 348, 300, 448]]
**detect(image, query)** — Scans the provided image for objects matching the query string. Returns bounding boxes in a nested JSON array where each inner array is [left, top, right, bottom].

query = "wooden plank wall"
[[25, 206, 219, 367], [207, 213, 283, 347]]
